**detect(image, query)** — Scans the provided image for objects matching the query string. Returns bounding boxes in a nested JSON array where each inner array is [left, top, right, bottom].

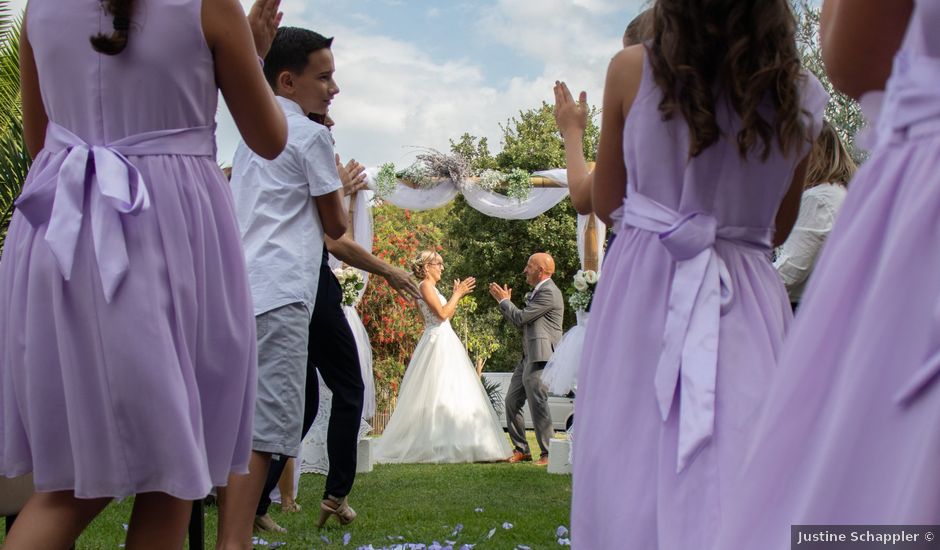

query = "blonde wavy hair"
[[411, 250, 442, 280], [806, 121, 857, 188]]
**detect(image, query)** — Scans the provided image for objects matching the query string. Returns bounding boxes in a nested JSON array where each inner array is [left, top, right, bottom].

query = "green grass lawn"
[[2, 433, 573, 549]]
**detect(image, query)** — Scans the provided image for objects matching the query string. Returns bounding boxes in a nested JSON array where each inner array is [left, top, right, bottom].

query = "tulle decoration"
[[541, 311, 589, 395]]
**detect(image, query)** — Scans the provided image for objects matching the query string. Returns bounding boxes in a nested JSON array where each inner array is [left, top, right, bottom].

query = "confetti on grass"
[[556, 526, 569, 538], [502, 522, 514, 530]]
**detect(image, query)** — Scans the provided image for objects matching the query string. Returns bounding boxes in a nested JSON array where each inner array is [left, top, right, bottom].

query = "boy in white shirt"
[[224, 27, 350, 542]]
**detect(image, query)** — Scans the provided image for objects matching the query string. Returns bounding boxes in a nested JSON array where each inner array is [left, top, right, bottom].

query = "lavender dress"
[[717, 4, 940, 547], [0, 0, 257, 499], [570, 51, 826, 548]]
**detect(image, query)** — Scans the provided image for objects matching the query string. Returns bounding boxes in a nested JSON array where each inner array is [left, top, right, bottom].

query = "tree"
[[793, 1, 866, 161], [0, 2, 29, 254]]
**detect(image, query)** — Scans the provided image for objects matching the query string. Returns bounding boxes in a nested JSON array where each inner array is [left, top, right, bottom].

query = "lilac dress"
[[716, 4, 940, 548], [0, 0, 257, 499], [570, 51, 826, 548]]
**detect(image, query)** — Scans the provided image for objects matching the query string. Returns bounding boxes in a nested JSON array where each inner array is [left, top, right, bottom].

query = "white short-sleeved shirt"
[[231, 96, 343, 316], [774, 183, 848, 302]]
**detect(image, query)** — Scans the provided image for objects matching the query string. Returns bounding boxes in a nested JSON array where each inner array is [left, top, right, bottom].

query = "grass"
[[2, 432, 573, 549]]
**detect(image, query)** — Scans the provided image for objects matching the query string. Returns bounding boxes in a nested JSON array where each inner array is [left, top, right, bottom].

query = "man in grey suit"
[[489, 252, 564, 466]]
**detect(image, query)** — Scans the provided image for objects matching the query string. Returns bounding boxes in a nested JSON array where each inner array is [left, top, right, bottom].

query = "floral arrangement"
[[333, 266, 365, 307], [374, 162, 399, 199], [568, 269, 599, 312], [371, 150, 535, 201], [504, 168, 532, 201]]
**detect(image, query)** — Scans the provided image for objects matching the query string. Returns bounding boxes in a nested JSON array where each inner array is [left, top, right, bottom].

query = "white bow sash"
[[620, 192, 771, 473], [15, 122, 214, 302]]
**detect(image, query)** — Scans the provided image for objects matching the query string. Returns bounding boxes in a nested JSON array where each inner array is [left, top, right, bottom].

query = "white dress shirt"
[[774, 183, 847, 302], [231, 96, 343, 315]]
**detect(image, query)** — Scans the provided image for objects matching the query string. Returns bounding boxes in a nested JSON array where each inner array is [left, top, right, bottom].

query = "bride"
[[373, 251, 512, 463]]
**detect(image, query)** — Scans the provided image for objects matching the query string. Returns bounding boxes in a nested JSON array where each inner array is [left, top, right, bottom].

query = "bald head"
[[524, 253, 555, 286]]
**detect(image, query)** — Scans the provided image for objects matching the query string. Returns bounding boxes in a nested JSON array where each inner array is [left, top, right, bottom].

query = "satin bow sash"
[[862, 52, 940, 149], [15, 122, 214, 302], [620, 192, 771, 473]]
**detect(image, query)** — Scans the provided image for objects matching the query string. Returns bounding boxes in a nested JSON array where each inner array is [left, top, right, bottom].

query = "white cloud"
[[9, 0, 639, 171]]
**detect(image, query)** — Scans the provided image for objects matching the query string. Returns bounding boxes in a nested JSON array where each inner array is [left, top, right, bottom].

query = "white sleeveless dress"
[[373, 289, 512, 463]]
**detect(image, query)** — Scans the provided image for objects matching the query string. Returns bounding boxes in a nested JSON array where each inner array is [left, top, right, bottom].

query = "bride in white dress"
[[373, 251, 512, 463]]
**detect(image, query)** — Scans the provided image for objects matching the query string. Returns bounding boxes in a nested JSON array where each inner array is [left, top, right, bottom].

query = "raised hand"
[[553, 81, 588, 139], [454, 277, 477, 297], [336, 154, 368, 196], [248, 0, 283, 58], [488, 282, 511, 302]]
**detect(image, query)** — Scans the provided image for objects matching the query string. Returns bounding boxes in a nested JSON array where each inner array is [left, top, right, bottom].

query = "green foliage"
[[0, 2, 28, 255], [449, 132, 498, 172], [495, 101, 599, 172], [480, 375, 505, 413], [793, 1, 866, 162], [451, 294, 502, 372]]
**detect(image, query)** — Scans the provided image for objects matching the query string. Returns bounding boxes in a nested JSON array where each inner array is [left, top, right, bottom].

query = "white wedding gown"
[[373, 289, 512, 463]]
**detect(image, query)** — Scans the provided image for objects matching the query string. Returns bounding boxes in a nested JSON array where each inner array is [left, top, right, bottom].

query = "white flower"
[[333, 267, 344, 279], [573, 272, 586, 287], [573, 278, 588, 291], [584, 270, 598, 284]]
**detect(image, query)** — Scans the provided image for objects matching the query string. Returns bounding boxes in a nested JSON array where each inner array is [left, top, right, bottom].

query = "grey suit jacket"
[[498, 278, 564, 365]]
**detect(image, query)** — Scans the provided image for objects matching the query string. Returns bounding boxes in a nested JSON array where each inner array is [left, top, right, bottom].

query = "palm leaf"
[[0, 0, 27, 255], [481, 377, 505, 414]]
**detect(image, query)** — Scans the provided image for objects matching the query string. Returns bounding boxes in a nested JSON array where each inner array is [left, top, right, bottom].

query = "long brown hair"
[[806, 121, 857, 188], [90, 0, 136, 55], [648, 0, 810, 160]]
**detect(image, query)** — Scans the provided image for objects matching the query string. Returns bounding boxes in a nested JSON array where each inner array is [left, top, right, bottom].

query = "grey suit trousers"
[[505, 358, 552, 457]]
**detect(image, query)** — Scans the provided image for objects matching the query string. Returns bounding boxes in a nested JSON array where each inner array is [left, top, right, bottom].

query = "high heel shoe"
[[317, 494, 357, 528]]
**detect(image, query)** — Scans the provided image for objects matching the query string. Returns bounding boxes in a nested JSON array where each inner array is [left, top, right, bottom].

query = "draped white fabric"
[[363, 167, 458, 211], [461, 183, 569, 220]]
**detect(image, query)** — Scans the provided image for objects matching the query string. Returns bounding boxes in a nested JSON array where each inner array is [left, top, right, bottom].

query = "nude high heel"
[[317, 494, 357, 528]]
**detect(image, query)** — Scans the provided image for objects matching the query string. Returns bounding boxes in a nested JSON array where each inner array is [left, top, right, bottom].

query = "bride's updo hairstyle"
[[412, 250, 442, 279]]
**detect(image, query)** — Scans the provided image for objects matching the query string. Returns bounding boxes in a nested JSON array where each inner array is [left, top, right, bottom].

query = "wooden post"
[[583, 214, 599, 272], [345, 192, 357, 239]]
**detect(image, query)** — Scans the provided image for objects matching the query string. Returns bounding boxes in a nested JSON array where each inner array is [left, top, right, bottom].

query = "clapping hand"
[[553, 81, 588, 139], [454, 277, 476, 298], [248, 0, 283, 59], [336, 154, 368, 196], [488, 282, 511, 302]]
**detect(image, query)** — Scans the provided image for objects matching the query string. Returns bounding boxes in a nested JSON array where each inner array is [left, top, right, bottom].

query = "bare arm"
[[325, 234, 419, 299], [554, 82, 593, 215], [314, 190, 348, 240], [820, 0, 913, 100], [773, 156, 810, 248], [419, 278, 474, 322], [19, 18, 48, 159], [593, 46, 644, 226], [204, 0, 286, 159]]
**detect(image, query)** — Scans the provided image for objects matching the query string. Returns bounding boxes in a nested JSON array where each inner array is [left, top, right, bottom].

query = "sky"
[[9, 0, 648, 168]]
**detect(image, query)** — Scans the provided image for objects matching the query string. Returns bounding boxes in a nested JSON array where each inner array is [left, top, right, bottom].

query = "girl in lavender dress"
[[568, 1, 827, 548], [717, 2, 940, 547], [0, 0, 286, 547]]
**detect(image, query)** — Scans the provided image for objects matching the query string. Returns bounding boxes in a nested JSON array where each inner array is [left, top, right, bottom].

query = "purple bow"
[[621, 192, 771, 473], [15, 122, 214, 302]]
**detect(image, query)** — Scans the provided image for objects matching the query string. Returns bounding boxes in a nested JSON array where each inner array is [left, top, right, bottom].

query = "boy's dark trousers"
[[257, 246, 365, 515]]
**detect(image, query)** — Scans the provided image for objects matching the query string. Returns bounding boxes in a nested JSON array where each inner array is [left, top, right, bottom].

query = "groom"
[[489, 253, 564, 466]]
